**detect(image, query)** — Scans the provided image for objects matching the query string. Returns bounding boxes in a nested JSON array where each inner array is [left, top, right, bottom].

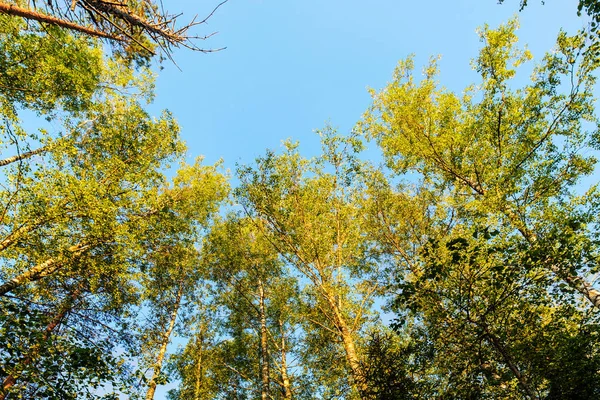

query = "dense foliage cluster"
[[1, 1, 600, 399]]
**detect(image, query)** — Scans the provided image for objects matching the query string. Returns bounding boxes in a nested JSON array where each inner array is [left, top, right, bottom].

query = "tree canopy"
[[1, 2, 600, 400]]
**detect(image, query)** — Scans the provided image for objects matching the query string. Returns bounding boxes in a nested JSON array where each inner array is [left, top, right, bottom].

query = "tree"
[[360, 19, 600, 310], [359, 19, 600, 398], [237, 131, 383, 398], [0, 3, 230, 399], [0, 13, 103, 120], [0, 31, 228, 398], [190, 215, 305, 399]]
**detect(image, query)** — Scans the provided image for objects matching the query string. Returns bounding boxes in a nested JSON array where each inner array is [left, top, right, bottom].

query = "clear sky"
[[149, 0, 588, 172], [148, 0, 589, 397]]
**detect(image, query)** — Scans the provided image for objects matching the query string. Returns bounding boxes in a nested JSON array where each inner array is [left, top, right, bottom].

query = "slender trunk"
[[278, 318, 292, 400], [0, 2, 117, 39], [322, 289, 366, 398], [0, 243, 91, 296], [0, 286, 81, 399], [145, 281, 184, 400], [486, 332, 538, 399], [0, 376, 15, 400], [194, 329, 204, 400], [0, 147, 47, 167], [258, 280, 270, 400]]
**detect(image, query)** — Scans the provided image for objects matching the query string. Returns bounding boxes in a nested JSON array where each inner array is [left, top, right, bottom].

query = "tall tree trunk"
[[0, 2, 117, 39], [0, 220, 45, 253], [0, 286, 81, 399], [145, 281, 184, 400], [194, 329, 204, 400], [546, 262, 600, 308], [278, 318, 292, 400], [322, 289, 366, 398], [258, 280, 270, 400]]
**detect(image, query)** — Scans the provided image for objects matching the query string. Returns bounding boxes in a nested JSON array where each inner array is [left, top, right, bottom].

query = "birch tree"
[[237, 131, 382, 398], [360, 19, 600, 310], [0, 30, 227, 399], [359, 20, 600, 398], [194, 216, 305, 399]]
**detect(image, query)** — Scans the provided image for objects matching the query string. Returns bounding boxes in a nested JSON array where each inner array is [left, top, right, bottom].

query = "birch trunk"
[[0, 221, 45, 253], [145, 281, 184, 400], [278, 318, 292, 400], [322, 289, 366, 398], [547, 262, 600, 309], [0, 147, 47, 167], [258, 280, 270, 400], [194, 329, 204, 400], [0, 243, 91, 296]]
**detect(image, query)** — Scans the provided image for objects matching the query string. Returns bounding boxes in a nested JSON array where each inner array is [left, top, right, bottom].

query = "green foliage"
[[236, 129, 382, 397], [0, 297, 131, 399], [0, 14, 103, 118], [0, 18, 228, 399], [361, 19, 600, 399], [357, 329, 425, 399]]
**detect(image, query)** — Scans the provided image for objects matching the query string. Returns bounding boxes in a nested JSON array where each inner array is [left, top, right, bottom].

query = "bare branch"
[[0, 1, 118, 39]]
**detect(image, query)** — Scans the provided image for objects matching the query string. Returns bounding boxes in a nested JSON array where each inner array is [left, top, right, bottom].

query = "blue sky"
[[150, 0, 587, 173]]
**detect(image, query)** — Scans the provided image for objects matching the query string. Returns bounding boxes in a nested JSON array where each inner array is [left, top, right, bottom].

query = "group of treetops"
[[0, 1, 599, 399]]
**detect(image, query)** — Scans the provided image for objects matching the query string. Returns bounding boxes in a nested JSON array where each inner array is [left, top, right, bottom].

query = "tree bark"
[[278, 318, 292, 400], [145, 281, 184, 400], [0, 2, 117, 39], [194, 330, 204, 400], [0, 147, 47, 167], [322, 289, 366, 398], [258, 280, 270, 400], [0, 243, 91, 296], [0, 222, 43, 253]]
